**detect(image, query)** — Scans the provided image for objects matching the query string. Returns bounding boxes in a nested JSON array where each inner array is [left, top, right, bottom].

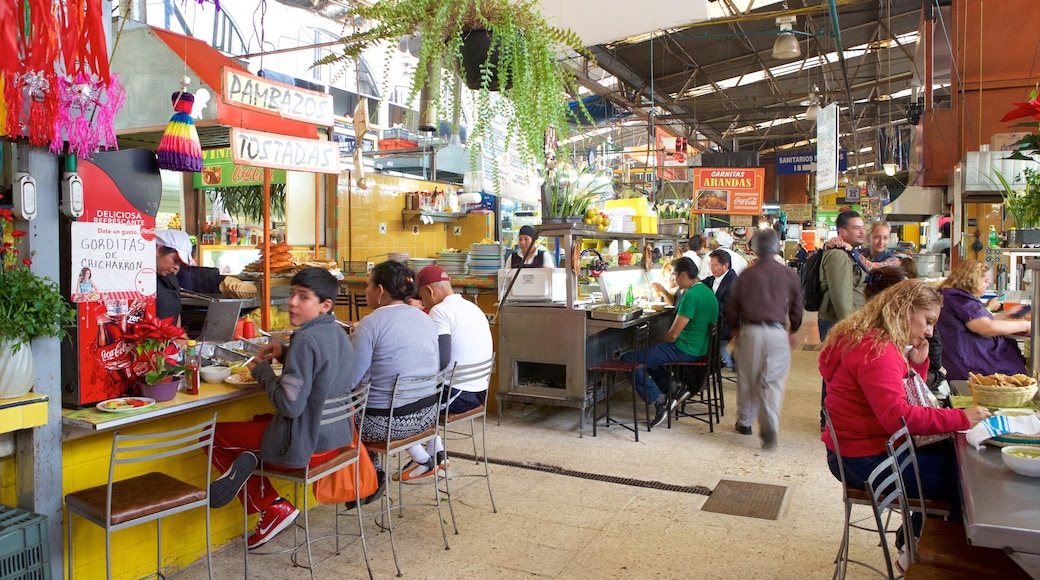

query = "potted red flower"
[[124, 312, 185, 401]]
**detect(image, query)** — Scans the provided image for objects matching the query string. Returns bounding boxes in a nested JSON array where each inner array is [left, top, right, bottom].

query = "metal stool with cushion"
[[364, 368, 451, 577], [351, 292, 368, 321], [862, 453, 913, 579], [667, 322, 721, 431], [65, 413, 218, 580], [439, 356, 498, 535], [243, 383, 373, 580], [586, 323, 650, 441]]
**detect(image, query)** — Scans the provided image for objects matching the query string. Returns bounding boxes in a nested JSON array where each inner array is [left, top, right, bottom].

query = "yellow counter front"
[[57, 383, 273, 578]]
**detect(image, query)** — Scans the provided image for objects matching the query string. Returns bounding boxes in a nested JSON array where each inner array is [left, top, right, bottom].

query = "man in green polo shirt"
[[622, 257, 718, 428]]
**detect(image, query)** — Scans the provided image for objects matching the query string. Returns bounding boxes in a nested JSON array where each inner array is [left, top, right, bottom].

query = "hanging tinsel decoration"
[[156, 76, 203, 172]]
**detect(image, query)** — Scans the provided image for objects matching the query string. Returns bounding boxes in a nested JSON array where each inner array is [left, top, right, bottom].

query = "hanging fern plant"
[[208, 184, 286, 224]]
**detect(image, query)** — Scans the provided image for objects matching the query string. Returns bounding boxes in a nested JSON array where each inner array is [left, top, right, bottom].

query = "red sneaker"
[[247, 499, 299, 549]]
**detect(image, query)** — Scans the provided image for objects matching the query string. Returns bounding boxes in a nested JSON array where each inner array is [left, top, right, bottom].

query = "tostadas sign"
[[690, 168, 764, 215]]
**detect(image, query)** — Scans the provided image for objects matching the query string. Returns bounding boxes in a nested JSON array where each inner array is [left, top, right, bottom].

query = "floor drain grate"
[[449, 453, 712, 496]]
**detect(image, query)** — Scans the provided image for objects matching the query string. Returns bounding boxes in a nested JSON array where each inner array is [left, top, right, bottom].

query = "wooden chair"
[[439, 356, 498, 534], [364, 368, 452, 576], [65, 413, 218, 580], [243, 384, 373, 580], [586, 324, 650, 441]]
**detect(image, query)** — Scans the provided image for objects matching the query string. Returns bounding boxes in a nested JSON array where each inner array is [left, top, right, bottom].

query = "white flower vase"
[[0, 339, 36, 399]]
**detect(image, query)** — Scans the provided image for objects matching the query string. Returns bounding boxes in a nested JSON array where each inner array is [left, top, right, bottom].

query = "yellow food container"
[[606, 198, 650, 216], [633, 216, 658, 234]]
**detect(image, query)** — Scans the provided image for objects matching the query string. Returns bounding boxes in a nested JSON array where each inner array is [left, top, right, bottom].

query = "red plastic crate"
[[378, 138, 419, 151]]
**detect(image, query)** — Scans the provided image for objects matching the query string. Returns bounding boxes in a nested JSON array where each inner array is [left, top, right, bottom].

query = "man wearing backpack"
[[817, 211, 867, 341]]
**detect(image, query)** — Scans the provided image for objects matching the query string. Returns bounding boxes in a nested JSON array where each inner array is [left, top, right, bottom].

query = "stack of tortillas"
[[220, 276, 259, 298], [243, 242, 295, 273]]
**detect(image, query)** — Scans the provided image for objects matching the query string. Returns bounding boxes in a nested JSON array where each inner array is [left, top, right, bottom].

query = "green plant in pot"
[[993, 167, 1040, 229], [124, 312, 186, 401], [547, 164, 612, 219], [0, 208, 77, 398], [317, 0, 591, 178]]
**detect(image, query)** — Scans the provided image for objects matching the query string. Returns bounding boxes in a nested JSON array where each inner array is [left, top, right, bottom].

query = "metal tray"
[[214, 337, 272, 362], [587, 306, 643, 322]]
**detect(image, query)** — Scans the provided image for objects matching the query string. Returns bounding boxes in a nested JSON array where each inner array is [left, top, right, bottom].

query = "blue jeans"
[[621, 342, 703, 405], [818, 318, 836, 427], [719, 340, 733, 368]]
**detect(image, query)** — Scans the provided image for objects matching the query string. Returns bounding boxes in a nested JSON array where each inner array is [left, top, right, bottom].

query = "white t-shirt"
[[430, 294, 494, 392], [719, 247, 748, 275]]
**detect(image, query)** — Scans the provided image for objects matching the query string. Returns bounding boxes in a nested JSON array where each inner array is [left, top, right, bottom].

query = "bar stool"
[[586, 323, 650, 441], [351, 292, 368, 321], [667, 322, 721, 431]]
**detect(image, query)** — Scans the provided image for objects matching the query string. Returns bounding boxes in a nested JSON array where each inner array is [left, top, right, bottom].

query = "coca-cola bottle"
[[96, 314, 135, 385]]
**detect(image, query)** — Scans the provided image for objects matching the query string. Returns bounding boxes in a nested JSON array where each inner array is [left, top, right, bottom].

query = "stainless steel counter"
[[953, 434, 1040, 578]]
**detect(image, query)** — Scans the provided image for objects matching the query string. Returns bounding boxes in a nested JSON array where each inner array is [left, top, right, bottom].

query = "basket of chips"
[[968, 372, 1039, 407]]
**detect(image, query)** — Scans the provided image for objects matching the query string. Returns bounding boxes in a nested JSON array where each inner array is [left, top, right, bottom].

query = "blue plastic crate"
[[0, 506, 50, 580]]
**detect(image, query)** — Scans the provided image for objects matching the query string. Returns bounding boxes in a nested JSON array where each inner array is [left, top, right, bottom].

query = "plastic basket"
[[0, 505, 50, 580]]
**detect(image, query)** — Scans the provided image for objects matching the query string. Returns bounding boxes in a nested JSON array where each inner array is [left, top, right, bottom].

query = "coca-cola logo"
[[99, 341, 131, 368], [232, 165, 265, 184], [732, 196, 759, 207]]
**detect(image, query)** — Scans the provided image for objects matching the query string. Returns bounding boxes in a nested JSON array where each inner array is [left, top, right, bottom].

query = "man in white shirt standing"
[[714, 231, 748, 275], [396, 265, 494, 481]]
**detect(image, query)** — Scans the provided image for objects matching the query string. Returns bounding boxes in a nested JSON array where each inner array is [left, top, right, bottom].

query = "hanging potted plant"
[[0, 209, 77, 398], [316, 0, 591, 179]]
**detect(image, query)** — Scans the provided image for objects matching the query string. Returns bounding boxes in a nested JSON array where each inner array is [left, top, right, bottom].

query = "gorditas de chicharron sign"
[[690, 168, 765, 215]]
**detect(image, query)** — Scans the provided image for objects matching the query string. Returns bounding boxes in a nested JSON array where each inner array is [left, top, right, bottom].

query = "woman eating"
[[821, 279, 990, 510], [349, 261, 443, 477], [936, 260, 1030, 380]]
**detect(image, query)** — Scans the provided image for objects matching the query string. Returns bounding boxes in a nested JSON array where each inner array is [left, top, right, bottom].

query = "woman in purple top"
[[936, 260, 1030, 380]]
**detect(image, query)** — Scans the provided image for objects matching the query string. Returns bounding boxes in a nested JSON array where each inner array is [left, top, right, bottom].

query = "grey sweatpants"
[[735, 324, 791, 445]]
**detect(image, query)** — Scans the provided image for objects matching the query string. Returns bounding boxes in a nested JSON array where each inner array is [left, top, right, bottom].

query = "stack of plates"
[[620, 216, 637, 233], [469, 243, 503, 275], [388, 252, 410, 263], [437, 251, 468, 275], [408, 257, 437, 271]]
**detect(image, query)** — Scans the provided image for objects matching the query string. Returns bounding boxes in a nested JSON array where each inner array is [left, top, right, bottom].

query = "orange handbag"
[[314, 436, 379, 504]]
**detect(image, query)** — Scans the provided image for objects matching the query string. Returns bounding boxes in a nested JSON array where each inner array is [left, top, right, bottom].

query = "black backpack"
[[801, 248, 865, 312]]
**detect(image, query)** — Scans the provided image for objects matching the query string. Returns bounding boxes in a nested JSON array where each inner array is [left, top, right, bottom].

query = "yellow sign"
[[222, 67, 334, 125], [782, 204, 813, 222], [230, 128, 340, 174]]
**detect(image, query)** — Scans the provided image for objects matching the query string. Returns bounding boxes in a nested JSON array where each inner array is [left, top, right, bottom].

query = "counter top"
[[340, 273, 496, 289], [0, 393, 49, 434], [586, 308, 675, 329], [62, 382, 263, 431]]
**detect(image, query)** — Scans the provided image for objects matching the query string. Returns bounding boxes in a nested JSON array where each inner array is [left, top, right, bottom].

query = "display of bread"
[[243, 242, 295, 273], [968, 372, 1038, 388], [219, 276, 258, 298]]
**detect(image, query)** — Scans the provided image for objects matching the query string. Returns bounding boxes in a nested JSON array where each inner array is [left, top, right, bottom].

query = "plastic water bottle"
[[626, 284, 634, 307], [989, 225, 999, 248], [185, 340, 200, 395]]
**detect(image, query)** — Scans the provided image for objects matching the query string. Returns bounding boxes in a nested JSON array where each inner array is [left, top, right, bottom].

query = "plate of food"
[[96, 397, 156, 413], [225, 367, 259, 387], [695, 190, 729, 211]]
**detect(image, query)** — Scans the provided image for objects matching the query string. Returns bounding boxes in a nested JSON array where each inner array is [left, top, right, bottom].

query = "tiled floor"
[[177, 313, 897, 579]]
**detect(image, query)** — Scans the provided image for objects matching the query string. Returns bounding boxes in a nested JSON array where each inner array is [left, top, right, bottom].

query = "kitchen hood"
[[434, 134, 481, 177], [883, 186, 946, 222]]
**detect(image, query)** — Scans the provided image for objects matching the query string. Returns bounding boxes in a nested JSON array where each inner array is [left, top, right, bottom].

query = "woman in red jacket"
[[820, 279, 990, 505]]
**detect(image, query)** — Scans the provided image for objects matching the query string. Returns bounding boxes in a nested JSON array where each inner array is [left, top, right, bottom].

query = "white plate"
[[96, 397, 156, 413], [225, 374, 259, 387]]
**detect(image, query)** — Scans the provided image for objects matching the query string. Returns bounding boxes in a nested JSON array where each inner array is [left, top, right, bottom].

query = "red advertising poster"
[[63, 150, 160, 407], [690, 168, 765, 215]]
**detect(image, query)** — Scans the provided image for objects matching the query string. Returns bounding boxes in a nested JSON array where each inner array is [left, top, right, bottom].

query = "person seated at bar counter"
[[393, 265, 494, 481], [936, 260, 1030, 381], [821, 280, 990, 537], [621, 257, 718, 429], [154, 229, 195, 325], [509, 225, 555, 268], [207, 268, 357, 549], [350, 261, 442, 477]]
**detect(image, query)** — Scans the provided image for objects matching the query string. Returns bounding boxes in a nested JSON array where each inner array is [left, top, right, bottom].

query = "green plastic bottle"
[[989, 225, 999, 248], [626, 284, 634, 306]]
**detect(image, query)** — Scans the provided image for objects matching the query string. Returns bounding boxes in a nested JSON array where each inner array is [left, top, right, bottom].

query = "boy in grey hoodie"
[[208, 268, 356, 549]]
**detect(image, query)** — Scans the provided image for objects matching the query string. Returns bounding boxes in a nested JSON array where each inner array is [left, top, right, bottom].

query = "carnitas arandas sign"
[[690, 168, 765, 215]]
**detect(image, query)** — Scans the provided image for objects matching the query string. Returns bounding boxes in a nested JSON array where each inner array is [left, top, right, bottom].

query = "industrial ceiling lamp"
[[805, 86, 822, 121], [883, 163, 898, 176], [772, 15, 801, 60]]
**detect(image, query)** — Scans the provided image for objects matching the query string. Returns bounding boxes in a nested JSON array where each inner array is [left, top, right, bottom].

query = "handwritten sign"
[[71, 222, 155, 301], [222, 67, 334, 125], [230, 128, 341, 174], [690, 168, 765, 215]]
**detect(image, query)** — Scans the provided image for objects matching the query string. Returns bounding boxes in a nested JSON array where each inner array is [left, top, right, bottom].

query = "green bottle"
[[626, 284, 634, 306], [989, 225, 999, 248]]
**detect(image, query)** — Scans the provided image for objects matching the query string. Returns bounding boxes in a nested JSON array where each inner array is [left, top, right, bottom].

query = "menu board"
[[690, 168, 765, 215], [70, 222, 155, 303]]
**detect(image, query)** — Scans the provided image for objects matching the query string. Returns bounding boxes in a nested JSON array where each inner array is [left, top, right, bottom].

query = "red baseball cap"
[[416, 265, 450, 288]]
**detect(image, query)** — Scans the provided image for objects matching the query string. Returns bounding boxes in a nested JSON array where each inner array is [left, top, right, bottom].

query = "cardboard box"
[[991, 132, 1032, 152]]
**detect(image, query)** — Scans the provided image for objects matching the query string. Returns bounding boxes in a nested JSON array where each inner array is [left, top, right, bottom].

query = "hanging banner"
[[776, 150, 849, 174], [816, 103, 840, 194], [222, 67, 334, 126], [230, 128, 341, 174], [193, 148, 287, 188], [690, 168, 765, 215]]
